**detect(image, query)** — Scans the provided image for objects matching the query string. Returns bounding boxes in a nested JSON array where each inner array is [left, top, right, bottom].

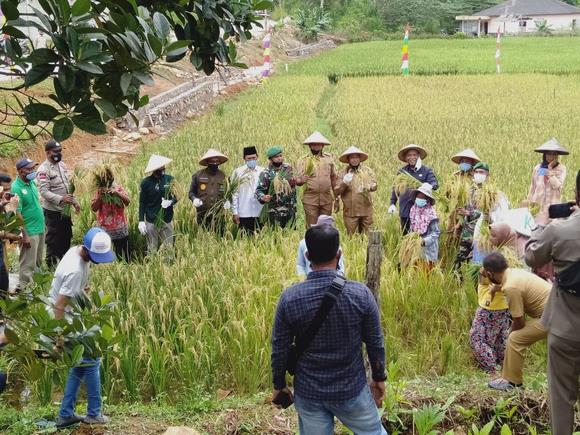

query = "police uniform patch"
[[200, 184, 207, 191]]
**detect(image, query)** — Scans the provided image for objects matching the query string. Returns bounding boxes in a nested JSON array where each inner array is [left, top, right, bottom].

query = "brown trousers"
[[343, 214, 373, 235], [303, 202, 333, 227], [502, 319, 547, 384], [547, 333, 580, 435]]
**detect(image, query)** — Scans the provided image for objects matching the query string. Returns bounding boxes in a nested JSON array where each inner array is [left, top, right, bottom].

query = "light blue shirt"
[[296, 239, 346, 277]]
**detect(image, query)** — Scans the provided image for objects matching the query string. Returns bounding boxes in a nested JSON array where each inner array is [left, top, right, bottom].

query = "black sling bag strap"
[[556, 260, 580, 296], [286, 276, 346, 376]]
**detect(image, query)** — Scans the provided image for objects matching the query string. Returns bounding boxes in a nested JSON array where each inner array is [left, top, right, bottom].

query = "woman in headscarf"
[[526, 138, 568, 226], [409, 183, 440, 268]]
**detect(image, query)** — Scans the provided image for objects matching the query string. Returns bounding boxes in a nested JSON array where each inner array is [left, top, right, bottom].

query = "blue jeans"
[[294, 386, 387, 435], [59, 358, 101, 418]]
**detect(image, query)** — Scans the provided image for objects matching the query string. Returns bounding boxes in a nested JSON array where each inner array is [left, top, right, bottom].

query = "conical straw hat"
[[339, 146, 369, 164], [303, 131, 331, 145], [398, 144, 427, 162], [199, 148, 228, 166], [534, 138, 569, 155], [451, 148, 481, 164], [144, 154, 172, 173]]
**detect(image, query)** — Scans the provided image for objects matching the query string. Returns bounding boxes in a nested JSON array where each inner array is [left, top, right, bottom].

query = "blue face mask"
[[459, 162, 472, 172], [246, 160, 257, 170], [415, 198, 428, 208], [26, 172, 37, 181]]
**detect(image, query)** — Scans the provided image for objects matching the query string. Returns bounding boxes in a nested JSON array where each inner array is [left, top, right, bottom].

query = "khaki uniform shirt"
[[188, 168, 226, 213], [501, 268, 551, 319], [37, 160, 72, 212], [334, 165, 376, 217], [526, 209, 580, 341], [297, 153, 336, 207]]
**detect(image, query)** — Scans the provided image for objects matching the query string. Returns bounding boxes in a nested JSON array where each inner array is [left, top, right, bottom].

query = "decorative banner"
[[495, 28, 501, 74], [261, 30, 271, 80], [401, 27, 410, 76]]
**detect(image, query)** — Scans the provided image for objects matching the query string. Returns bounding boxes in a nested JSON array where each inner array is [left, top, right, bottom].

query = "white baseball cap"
[[83, 227, 115, 263]]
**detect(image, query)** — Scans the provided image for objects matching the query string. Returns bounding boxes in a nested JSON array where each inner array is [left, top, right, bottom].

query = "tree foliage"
[[0, 0, 271, 142]]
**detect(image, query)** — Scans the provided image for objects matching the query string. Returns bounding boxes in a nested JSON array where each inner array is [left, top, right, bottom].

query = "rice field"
[[9, 37, 580, 407]]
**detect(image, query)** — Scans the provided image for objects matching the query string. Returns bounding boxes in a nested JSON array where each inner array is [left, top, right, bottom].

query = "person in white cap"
[[37, 139, 79, 268], [526, 138, 568, 227], [295, 131, 337, 227], [188, 148, 229, 228], [389, 144, 438, 235], [296, 214, 345, 278], [452, 148, 481, 178], [334, 146, 377, 235], [49, 227, 115, 428], [138, 155, 177, 254]]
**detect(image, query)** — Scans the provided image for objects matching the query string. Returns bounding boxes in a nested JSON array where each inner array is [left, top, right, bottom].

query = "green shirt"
[[11, 177, 45, 236], [138, 174, 177, 223]]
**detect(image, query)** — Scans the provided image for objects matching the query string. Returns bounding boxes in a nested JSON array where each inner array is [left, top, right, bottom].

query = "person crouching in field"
[[409, 183, 440, 269]]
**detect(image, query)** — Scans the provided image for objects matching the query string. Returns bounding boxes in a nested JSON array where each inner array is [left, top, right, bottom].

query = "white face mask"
[[473, 173, 487, 185]]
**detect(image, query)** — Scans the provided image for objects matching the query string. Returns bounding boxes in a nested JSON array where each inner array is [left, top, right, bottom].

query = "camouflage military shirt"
[[255, 163, 297, 218]]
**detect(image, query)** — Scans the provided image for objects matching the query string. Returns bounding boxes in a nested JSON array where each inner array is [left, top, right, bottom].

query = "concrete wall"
[[488, 14, 580, 34]]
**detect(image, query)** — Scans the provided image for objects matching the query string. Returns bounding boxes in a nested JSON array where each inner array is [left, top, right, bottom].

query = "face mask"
[[26, 172, 37, 181], [208, 163, 219, 172], [154, 169, 165, 177], [272, 160, 283, 168], [459, 162, 472, 172], [473, 173, 487, 185], [52, 152, 62, 163], [246, 160, 257, 170], [415, 198, 428, 208]]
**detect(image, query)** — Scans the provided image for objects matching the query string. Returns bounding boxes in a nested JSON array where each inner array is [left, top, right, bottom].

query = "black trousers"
[[0, 264, 8, 299], [269, 213, 296, 229], [400, 216, 411, 235], [44, 209, 72, 269], [112, 237, 130, 262], [239, 217, 260, 234]]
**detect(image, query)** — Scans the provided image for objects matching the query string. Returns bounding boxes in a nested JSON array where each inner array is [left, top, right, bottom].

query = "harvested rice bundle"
[[93, 165, 122, 206], [399, 232, 423, 268], [273, 171, 293, 196], [475, 183, 499, 215], [393, 171, 422, 197]]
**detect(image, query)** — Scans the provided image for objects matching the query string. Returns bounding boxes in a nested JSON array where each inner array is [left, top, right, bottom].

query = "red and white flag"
[[495, 28, 502, 74]]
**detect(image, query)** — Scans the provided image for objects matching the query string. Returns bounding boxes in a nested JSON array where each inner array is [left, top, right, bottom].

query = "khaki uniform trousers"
[[303, 202, 333, 227], [19, 233, 45, 288], [343, 215, 373, 235], [502, 318, 547, 384], [547, 333, 580, 435]]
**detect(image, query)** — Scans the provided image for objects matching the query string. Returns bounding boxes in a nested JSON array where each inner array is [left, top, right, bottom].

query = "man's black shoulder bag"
[[286, 276, 346, 376], [556, 260, 580, 296]]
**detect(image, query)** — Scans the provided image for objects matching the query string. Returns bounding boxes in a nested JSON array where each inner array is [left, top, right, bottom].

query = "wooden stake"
[[365, 230, 383, 303]]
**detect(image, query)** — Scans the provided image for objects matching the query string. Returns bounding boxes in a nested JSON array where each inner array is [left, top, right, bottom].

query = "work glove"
[[193, 198, 203, 208], [223, 200, 231, 210], [387, 205, 397, 214], [138, 221, 147, 235], [342, 173, 354, 185], [161, 198, 173, 209]]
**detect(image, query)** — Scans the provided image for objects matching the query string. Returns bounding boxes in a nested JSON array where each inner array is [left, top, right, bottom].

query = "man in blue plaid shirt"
[[271, 225, 387, 435]]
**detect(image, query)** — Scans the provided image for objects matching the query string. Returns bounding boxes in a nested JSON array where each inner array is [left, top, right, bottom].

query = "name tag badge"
[[21, 189, 28, 195]]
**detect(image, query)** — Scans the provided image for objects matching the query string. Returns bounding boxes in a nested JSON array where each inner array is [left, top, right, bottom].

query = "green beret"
[[473, 162, 490, 171], [267, 146, 283, 159]]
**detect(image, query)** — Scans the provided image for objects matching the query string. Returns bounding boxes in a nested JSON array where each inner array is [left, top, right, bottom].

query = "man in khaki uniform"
[[525, 170, 580, 435], [482, 252, 550, 391], [37, 140, 79, 268], [189, 149, 229, 228], [296, 131, 337, 227], [334, 146, 377, 235]]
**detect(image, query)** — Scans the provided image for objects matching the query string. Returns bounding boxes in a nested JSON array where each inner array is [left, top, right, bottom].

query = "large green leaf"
[[76, 61, 103, 74], [24, 103, 60, 123], [24, 64, 54, 88], [1, 1, 19, 20], [72, 113, 107, 135], [3, 327, 19, 345], [153, 12, 171, 39], [53, 117, 74, 141], [71, 0, 90, 16], [58, 64, 75, 92], [95, 99, 117, 118], [165, 40, 190, 57], [120, 72, 132, 95], [70, 344, 85, 366], [2, 25, 27, 39], [27, 48, 59, 65]]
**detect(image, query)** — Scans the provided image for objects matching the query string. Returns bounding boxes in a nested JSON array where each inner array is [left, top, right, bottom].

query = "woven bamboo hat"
[[534, 138, 569, 155], [303, 131, 331, 145], [398, 144, 427, 162], [144, 154, 172, 173], [339, 146, 368, 164], [451, 148, 481, 164], [199, 148, 228, 166]]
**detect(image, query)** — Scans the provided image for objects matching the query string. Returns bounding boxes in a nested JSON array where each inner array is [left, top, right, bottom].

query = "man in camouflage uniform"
[[296, 131, 337, 227], [189, 148, 229, 229], [37, 140, 79, 268], [255, 147, 297, 229]]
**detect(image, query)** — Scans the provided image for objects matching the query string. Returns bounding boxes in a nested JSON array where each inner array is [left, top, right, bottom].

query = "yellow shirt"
[[502, 268, 551, 319], [478, 276, 508, 310]]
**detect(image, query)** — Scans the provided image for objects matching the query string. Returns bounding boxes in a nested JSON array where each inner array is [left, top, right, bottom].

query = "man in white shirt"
[[50, 227, 115, 428], [232, 146, 264, 234]]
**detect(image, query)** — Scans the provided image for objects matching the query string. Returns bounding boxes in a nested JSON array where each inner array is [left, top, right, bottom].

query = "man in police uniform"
[[296, 131, 337, 227], [37, 140, 79, 268], [188, 149, 229, 229]]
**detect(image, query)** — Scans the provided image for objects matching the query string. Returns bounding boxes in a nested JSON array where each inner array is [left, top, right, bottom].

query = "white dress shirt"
[[232, 164, 265, 217]]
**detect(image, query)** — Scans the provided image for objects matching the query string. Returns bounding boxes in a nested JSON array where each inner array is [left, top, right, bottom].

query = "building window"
[[519, 20, 527, 28]]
